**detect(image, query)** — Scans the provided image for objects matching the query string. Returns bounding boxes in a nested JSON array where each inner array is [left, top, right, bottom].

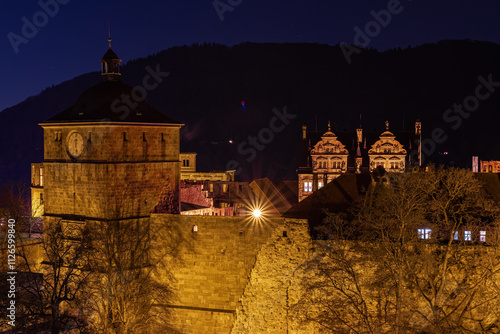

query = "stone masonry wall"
[[231, 219, 312, 334], [43, 125, 179, 162], [150, 214, 311, 334], [44, 161, 179, 219]]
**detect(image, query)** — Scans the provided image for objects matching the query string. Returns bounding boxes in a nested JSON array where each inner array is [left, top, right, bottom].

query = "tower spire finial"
[[100, 24, 122, 82], [385, 120, 389, 131], [328, 120, 331, 131], [107, 21, 112, 48]]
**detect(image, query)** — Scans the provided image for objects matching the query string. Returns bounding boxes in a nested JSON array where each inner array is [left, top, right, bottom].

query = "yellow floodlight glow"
[[252, 209, 262, 218]]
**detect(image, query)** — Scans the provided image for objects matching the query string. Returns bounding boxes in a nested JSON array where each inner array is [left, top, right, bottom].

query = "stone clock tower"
[[36, 40, 182, 229]]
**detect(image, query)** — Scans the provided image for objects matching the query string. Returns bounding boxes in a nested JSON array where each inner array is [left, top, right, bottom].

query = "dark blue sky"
[[1, 0, 500, 112]]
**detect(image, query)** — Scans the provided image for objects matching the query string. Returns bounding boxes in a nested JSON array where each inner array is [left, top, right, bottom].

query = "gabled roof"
[[284, 173, 372, 230], [42, 81, 180, 125], [181, 202, 210, 212]]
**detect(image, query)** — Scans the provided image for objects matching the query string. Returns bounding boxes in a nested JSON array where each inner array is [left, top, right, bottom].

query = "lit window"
[[192, 225, 198, 232], [453, 231, 458, 240], [304, 182, 312, 193], [418, 228, 431, 239], [40, 168, 44, 187], [209, 184, 214, 192], [480, 231, 486, 242], [464, 231, 471, 241], [318, 182, 323, 189]]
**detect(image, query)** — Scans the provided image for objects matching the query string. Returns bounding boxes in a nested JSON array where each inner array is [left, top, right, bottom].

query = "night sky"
[[1, 0, 500, 112]]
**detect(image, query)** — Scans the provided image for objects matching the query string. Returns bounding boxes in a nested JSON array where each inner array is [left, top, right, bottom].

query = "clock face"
[[67, 132, 84, 158]]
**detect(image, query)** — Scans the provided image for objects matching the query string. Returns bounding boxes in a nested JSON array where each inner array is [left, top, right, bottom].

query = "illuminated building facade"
[[481, 160, 500, 173], [298, 120, 421, 201], [368, 122, 407, 172]]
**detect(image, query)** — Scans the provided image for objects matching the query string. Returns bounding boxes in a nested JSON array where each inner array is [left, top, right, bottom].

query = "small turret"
[[100, 36, 122, 82]]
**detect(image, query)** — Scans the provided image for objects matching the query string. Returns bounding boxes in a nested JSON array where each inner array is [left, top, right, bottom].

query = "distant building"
[[31, 163, 44, 218], [180, 180, 252, 216], [481, 160, 500, 173], [180, 152, 235, 182], [180, 152, 197, 173], [179, 153, 297, 216], [472, 156, 479, 173], [368, 123, 407, 172], [298, 120, 421, 201]]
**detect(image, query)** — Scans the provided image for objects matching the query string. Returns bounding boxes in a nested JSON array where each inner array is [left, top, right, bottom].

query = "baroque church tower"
[[32, 39, 182, 229]]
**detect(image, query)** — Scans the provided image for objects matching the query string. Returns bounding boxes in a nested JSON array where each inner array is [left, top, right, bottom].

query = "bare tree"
[[294, 167, 500, 334], [82, 219, 179, 334], [13, 221, 93, 333], [0, 181, 41, 239], [0, 182, 86, 333], [405, 167, 500, 333]]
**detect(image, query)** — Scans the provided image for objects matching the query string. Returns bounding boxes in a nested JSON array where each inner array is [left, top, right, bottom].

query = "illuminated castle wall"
[[153, 214, 311, 333]]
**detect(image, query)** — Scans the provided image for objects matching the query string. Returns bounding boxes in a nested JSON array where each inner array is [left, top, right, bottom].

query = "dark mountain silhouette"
[[2, 40, 500, 186]]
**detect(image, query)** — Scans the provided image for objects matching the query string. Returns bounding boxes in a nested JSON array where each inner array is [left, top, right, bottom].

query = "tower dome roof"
[[43, 81, 180, 124], [43, 39, 179, 125]]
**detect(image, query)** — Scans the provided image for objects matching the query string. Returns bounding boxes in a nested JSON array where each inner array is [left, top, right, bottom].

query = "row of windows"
[[318, 145, 342, 153], [304, 181, 312, 193], [374, 144, 401, 154], [54, 131, 169, 142], [123, 132, 167, 142], [482, 165, 500, 172], [372, 161, 402, 169], [303, 181, 326, 193], [203, 183, 229, 193], [418, 228, 488, 242], [54, 131, 63, 142], [315, 161, 345, 169]]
